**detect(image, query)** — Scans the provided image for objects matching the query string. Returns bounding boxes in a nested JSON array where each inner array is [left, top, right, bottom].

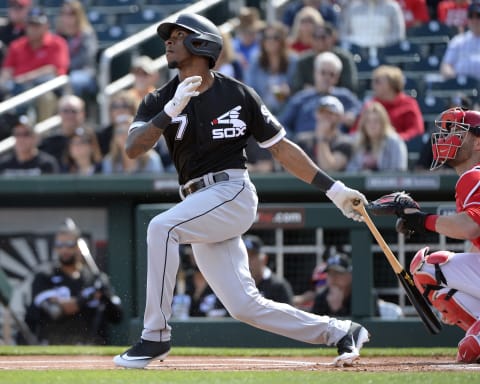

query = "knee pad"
[[431, 288, 476, 331], [457, 321, 480, 363]]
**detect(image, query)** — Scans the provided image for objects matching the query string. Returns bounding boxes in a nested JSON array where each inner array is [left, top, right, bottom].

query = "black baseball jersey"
[[132, 72, 286, 184]]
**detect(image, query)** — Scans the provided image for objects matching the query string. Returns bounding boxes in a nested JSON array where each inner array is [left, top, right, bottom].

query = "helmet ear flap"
[[183, 34, 221, 68]]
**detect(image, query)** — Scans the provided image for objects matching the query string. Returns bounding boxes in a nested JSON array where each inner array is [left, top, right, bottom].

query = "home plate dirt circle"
[[0, 355, 479, 371]]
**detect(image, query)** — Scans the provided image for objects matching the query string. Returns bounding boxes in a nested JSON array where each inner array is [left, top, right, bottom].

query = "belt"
[[181, 172, 230, 197]]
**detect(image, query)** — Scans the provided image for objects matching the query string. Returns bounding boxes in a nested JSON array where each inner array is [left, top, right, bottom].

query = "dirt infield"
[[0, 355, 478, 371]]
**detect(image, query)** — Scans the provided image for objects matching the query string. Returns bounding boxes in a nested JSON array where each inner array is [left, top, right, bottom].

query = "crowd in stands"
[[0, 0, 479, 177]]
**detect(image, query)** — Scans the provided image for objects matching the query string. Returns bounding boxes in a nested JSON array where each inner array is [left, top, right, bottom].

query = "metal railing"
[[97, 0, 225, 126]]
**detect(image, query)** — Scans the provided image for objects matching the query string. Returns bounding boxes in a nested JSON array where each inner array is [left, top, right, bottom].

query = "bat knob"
[[353, 198, 361, 206]]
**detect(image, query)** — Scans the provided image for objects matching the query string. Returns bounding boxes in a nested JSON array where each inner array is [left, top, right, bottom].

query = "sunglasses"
[[263, 34, 281, 41], [319, 69, 337, 78], [55, 241, 77, 248]]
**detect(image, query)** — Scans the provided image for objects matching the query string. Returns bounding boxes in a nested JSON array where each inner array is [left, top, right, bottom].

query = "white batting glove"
[[326, 180, 367, 222], [164, 75, 202, 118]]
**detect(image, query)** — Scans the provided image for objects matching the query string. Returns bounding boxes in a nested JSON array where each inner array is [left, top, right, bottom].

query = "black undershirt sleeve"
[[151, 110, 172, 131], [311, 170, 335, 192]]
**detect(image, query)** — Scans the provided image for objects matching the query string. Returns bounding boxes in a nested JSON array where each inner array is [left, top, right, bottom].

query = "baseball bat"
[[64, 218, 100, 276], [353, 200, 442, 334]]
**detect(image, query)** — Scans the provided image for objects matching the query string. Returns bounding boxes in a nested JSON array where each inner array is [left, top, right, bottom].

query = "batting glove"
[[326, 180, 367, 222], [164, 75, 202, 118]]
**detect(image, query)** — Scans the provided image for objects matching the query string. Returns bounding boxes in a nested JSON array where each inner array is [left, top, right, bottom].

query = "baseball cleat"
[[113, 339, 171, 369], [333, 322, 370, 367], [456, 334, 480, 364]]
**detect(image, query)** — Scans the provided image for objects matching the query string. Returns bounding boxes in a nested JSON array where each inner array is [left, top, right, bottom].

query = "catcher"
[[369, 107, 480, 364]]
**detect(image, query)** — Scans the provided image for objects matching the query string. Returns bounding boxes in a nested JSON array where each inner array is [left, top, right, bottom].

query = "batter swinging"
[[113, 13, 369, 369]]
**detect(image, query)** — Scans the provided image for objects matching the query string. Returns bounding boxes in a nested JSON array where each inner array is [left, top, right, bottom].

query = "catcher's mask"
[[157, 14, 222, 69], [430, 108, 480, 170]]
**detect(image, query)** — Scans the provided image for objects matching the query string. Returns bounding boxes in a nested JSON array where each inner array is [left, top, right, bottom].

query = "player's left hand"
[[395, 211, 431, 237], [326, 180, 367, 222]]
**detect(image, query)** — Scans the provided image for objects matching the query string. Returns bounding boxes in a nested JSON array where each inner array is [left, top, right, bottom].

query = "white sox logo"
[[211, 106, 247, 139]]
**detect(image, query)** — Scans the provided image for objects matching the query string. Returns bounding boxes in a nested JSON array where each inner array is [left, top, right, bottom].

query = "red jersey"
[[437, 1, 469, 28], [455, 165, 480, 249], [395, 0, 430, 28], [3, 31, 69, 76]]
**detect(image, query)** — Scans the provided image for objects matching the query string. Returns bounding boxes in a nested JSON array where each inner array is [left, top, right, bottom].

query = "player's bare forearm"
[[269, 138, 320, 184], [125, 122, 164, 158], [436, 212, 480, 240]]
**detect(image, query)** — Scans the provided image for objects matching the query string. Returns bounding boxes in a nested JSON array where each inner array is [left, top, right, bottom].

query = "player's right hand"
[[326, 180, 367, 222], [164, 75, 202, 118]]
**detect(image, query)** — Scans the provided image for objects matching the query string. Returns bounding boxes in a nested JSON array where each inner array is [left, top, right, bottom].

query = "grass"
[[0, 346, 472, 384]]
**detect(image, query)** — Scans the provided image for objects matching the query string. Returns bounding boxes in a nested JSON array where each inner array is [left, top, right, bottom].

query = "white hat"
[[131, 56, 156, 75], [316, 95, 344, 115]]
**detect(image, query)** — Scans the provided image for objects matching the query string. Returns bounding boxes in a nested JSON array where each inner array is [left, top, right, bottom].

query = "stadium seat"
[[119, 8, 164, 33], [378, 40, 427, 66], [417, 94, 450, 124], [426, 76, 479, 99], [406, 21, 457, 45], [403, 55, 441, 79], [96, 25, 127, 49], [87, 10, 109, 26]]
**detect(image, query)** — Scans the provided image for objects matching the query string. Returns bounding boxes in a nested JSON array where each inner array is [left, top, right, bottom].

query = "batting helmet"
[[431, 108, 480, 170], [157, 13, 223, 68]]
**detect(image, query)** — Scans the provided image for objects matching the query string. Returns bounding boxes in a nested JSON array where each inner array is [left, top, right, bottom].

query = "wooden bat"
[[353, 200, 442, 334]]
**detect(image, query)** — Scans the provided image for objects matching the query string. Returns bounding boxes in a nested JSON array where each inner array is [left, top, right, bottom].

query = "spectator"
[[339, 0, 406, 48], [102, 114, 164, 174], [0, 0, 31, 49], [0, 115, 59, 175], [25, 218, 123, 345], [287, 6, 324, 54], [243, 235, 294, 305], [346, 101, 408, 172], [291, 22, 358, 93], [55, 0, 98, 97], [440, 2, 480, 81], [231, 7, 265, 71], [282, 0, 340, 28], [437, 0, 471, 32], [213, 30, 243, 81], [61, 126, 102, 175], [293, 261, 328, 311], [395, 0, 430, 28], [0, 7, 69, 120], [128, 56, 160, 104], [297, 95, 354, 172], [311, 249, 381, 317], [96, 90, 138, 156], [179, 245, 227, 318], [245, 22, 298, 115], [352, 65, 424, 147], [280, 51, 362, 136], [39, 94, 86, 164]]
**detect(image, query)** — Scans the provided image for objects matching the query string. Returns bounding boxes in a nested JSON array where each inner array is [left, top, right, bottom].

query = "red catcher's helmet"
[[430, 108, 480, 170]]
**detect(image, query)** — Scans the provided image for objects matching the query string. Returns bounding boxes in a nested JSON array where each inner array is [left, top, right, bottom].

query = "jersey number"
[[172, 115, 188, 140]]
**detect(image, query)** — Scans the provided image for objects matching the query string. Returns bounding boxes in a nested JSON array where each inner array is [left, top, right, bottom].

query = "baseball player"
[[395, 107, 480, 363], [113, 13, 369, 369]]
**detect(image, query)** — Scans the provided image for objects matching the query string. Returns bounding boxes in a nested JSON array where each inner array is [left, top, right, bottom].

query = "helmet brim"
[[157, 21, 197, 40]]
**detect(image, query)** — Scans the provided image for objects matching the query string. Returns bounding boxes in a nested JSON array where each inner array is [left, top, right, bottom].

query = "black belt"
[[181, 172, 229, 197]]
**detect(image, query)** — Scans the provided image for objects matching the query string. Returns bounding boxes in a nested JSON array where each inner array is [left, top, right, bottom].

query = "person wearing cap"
[[231, 7, 265, 70], [280, 51, 361, 137], [295, 94, 353, 172], [0, 6, 69, 120], [0, 0, 32, 49], [243, 235, 294, 304], [128, 56, 160, 103], [55, 0, 98, 97], [25, 219, 123, 345], [0, 115, 59, 175], [440, 1, 480, 81]]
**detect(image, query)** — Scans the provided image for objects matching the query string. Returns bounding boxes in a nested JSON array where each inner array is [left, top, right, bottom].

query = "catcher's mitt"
[[367, 191, 420, 217]]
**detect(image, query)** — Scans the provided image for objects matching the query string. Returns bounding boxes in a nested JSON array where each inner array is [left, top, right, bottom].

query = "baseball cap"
[[316, 95, 344, 115], [243, 235, 263, 253], [27, 7, 48, 24], [325, 252, 352, 273], [132, 56, 156, 75]]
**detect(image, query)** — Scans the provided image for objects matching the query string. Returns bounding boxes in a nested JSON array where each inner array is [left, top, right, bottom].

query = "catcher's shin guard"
[[410, 247, 476, 331], [457, 320, 480, 363]]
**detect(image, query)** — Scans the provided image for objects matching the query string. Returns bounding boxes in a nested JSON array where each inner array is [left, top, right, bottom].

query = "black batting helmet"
[[157, 13, 223, 68]]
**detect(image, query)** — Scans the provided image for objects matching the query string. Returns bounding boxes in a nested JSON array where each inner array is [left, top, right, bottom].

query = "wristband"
[[311, 170, 335, 192], [424, 214, 438, 232], [151, 110, 172, 130]]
